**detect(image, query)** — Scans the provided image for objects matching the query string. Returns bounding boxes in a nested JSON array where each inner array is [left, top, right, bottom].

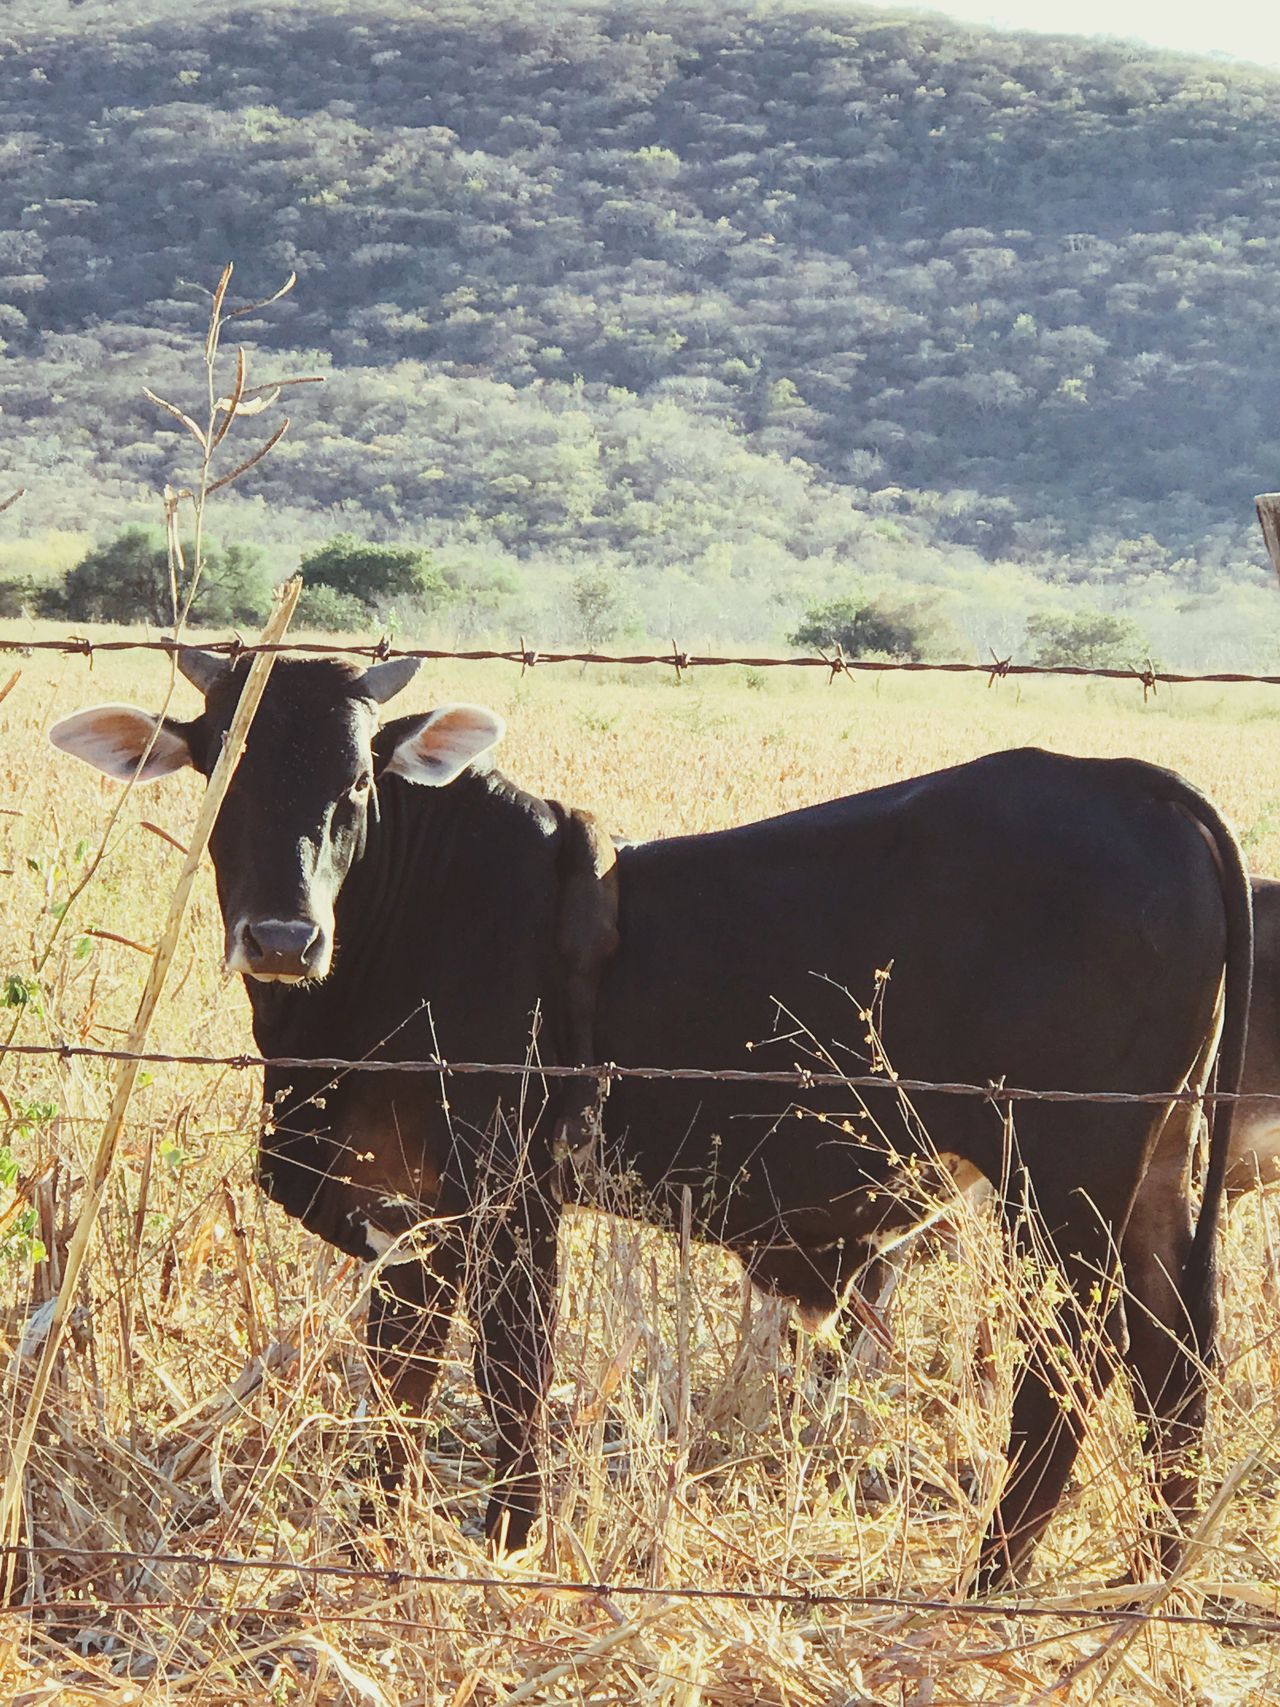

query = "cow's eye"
[[353, 771, 373, 793]]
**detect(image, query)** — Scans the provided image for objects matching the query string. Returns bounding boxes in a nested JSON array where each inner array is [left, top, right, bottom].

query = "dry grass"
[[3, 628, 1280, 1703]]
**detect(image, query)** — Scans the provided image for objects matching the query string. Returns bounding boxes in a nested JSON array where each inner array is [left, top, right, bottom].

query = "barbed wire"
[[4, 1038, 1272, 1106], [2, 631, 1280, 692], [3, 1541, 1278, 1636]]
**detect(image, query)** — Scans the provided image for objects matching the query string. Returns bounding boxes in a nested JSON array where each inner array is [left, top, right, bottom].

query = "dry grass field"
[[4, 621, 1280, 1704]]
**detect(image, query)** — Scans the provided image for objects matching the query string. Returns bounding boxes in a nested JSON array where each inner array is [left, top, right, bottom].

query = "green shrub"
[[567, 565, 632, 648], [299, 534, 450, 612], [50, 527, 271, 626], [789, 592, 942, 661], [0, 575, 41, 617], [1025, 608, 1150, 669], [294, 582, 376, 633]]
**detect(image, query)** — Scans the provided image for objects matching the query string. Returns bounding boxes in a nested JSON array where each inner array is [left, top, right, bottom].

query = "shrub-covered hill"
[[2, 0, 1280, 649]]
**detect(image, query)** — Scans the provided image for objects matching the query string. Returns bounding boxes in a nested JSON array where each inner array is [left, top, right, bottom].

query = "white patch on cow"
[[362, 1199, 443, 1266], [362, 1221, 413, 1263], [862, 1153, 988, 1259], [866, 1214, 942, 1259], [937, 1151, 985, 1192], [384, 703, 505, 787], [49, 704, 192, 783], [795, 1298, 840, 1336]]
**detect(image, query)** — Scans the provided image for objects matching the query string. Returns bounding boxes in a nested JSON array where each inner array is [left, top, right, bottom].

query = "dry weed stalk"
[[145, 263, 321, 629], [0, 264, 311, 1585], [0, 576, 300, 1577], [0, 267, 314, 1041]]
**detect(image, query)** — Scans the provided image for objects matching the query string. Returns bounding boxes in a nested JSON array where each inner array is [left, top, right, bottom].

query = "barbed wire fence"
[[4, 1037, 1278, 1107], [2, 493, 1280, 1652], [7, 629, 1280, 694], [2, 1539, 1279, 1638]]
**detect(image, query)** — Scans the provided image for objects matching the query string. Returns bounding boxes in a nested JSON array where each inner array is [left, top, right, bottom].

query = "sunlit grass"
[[2, 623, 1279, 1703]]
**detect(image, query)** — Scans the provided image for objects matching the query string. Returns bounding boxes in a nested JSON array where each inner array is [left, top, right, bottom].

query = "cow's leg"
[[469, 1188, 559, 1552], [976, 1172, 1126, 1591], [1118, 1101, 1208, 1577], [366, 1240, 464, 1498]]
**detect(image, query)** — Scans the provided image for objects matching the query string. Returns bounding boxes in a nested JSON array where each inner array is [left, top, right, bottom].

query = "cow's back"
[[594, 746, 1232, 1236]]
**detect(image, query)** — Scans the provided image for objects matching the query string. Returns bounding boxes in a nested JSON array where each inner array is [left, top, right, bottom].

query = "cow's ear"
[[380, 703, 505, 787], [49, 705, 195, 783]]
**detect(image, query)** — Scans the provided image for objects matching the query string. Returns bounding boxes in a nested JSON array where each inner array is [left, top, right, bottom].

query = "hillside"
[[2, 0, 1280, 654]]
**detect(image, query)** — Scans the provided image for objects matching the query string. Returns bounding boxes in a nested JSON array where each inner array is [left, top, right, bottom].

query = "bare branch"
[[225, 270, 297, 320], [210, 344, 248, 448], [206, 417, 290, 494], [143, 388, 208, 450], [204, 261, 234, 363]]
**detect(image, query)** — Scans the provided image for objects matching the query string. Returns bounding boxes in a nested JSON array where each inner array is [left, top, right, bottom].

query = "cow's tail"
[[1174, 782, 1253, 1369]]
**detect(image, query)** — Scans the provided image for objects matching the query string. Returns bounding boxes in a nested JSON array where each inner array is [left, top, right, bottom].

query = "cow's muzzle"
[[227, 917, 329, 982]]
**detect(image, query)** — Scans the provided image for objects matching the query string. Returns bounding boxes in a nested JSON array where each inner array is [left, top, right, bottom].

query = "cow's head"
[[49, 651, 504, 982]]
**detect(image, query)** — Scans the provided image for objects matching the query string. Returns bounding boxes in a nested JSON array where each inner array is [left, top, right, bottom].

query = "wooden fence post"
[[1256, 493, 1280, 581]]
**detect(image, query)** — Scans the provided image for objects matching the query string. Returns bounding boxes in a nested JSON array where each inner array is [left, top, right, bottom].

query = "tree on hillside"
[[1025, 608, 1150, 669], [789, 592, 945, 661], [50, 527, 271, 626], [567, 565, 631, 649], [299, 534, 450, 616]]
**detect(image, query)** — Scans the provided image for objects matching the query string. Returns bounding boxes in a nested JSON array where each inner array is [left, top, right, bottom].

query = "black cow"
[[50, 653, 1251, 1590]]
